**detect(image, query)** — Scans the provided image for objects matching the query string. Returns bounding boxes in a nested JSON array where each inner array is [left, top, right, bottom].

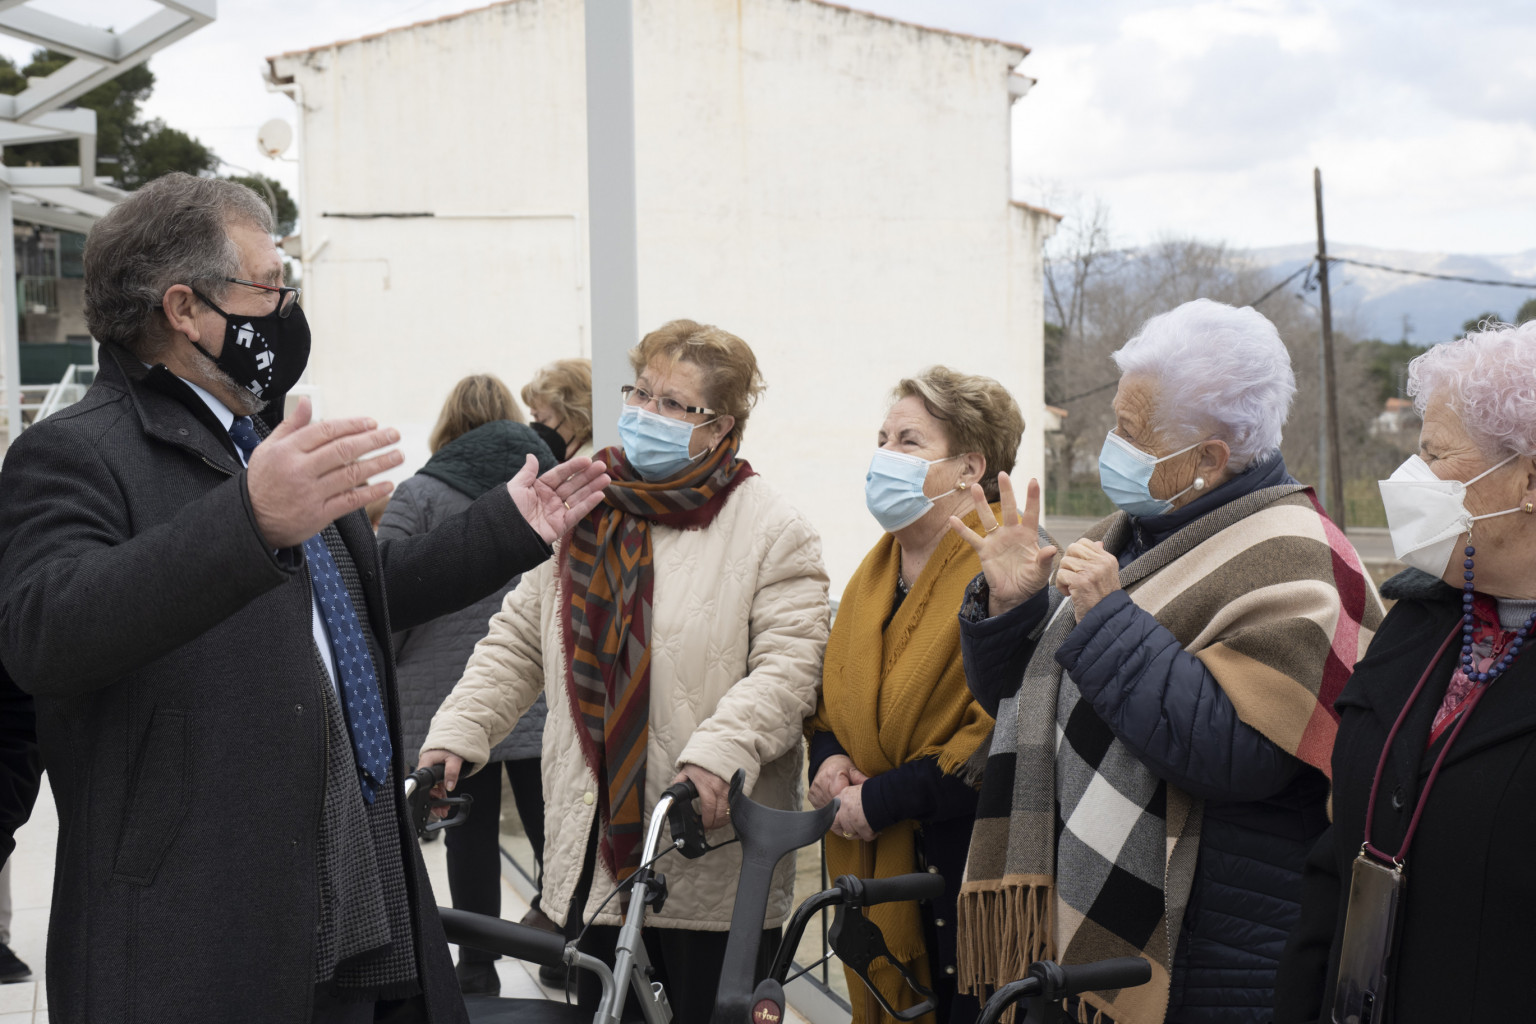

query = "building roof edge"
[[266, 0, 1029, 63]]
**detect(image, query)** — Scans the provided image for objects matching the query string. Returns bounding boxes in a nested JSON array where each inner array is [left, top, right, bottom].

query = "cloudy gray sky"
[[6, 0, 1534, 255]]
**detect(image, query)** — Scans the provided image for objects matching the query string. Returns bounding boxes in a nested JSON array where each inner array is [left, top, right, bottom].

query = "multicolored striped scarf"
[[558, 437, 755, 881]]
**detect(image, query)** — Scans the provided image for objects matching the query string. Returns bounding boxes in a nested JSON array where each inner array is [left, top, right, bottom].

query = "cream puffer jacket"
[[423, 474, 830, 930]]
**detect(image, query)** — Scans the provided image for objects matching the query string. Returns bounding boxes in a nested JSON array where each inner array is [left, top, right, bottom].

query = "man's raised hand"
[[246, 397, 404, 549], [507, 454, 611, 544]]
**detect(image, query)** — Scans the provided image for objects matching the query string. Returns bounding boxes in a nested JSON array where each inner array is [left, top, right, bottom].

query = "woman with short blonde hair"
[[424, 320, 826, 1023], [808, 366, 1024, 1024], [522, 358, 594, 458]]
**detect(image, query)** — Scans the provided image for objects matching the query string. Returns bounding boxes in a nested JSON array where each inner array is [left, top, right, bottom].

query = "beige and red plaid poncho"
[[957, 486, 1384, 1024]]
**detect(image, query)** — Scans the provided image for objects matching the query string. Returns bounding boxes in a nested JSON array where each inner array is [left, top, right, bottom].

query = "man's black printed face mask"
[[189, 287, 311, 404]]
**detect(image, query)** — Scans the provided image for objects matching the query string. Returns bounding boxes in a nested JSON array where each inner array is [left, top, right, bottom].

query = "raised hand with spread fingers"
[[947, 471, 1058, 617]]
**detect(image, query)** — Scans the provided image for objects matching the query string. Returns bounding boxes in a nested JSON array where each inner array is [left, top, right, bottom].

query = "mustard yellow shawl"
[[810, 508, 996, 1024]]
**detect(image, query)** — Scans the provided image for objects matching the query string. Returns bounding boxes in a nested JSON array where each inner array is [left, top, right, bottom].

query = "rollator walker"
[[404, 766, 1150, 1024]]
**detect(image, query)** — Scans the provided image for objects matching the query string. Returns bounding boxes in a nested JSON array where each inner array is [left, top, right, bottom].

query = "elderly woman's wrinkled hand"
[[673, 763, 733, 831], [1057, 539, 1122, 621], [830, 782, 878, 843], [809, 754, 862, 809], [949, 472, 1058, 617]]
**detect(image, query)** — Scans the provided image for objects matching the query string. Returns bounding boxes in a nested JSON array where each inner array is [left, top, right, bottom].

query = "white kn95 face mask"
[[1378, 452, 1520, 576]]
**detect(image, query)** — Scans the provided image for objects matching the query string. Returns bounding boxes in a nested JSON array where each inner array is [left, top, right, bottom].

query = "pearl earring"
[[1193, 477, 1206, 491]]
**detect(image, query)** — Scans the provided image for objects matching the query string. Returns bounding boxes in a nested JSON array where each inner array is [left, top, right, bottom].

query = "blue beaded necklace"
[[1458, 542, 1536, 683]]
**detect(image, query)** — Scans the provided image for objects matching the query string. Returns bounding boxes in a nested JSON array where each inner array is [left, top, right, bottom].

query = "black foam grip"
[[662, 779, 699, 803], [1054, 957, 1151, 996], [857, 872, 945, 906], [404, 763, 444, 796], [437, 907, 567, 967]]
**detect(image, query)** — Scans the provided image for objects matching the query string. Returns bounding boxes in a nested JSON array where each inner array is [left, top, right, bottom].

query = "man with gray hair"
[[0, 173, 609, 1022]]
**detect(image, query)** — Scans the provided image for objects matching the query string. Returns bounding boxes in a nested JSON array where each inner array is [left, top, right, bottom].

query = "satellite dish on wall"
[[257, 119, 294, 159]]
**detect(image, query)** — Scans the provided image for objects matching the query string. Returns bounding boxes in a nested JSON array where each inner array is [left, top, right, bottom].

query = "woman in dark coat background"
[[379, 374, 556, 996], [1277, 320, 1536, 1023]]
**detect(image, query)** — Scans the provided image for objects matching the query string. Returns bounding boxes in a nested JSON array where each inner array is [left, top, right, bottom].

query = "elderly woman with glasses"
[[420, 320, 829, 1023], [1277, 321, 1536, 1023], [952, 299, 1382, 1024]]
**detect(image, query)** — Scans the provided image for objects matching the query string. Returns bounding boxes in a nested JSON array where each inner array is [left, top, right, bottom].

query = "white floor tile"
[[0, 983, 33, 1014]]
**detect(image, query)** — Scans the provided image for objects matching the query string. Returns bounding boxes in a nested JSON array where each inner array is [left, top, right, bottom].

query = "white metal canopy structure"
[[0, 0, 215, 451]]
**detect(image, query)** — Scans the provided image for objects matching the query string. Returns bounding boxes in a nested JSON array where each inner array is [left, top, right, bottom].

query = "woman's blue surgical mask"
[[1098, 429, 1205, 517], [617, 405, 717, 482], [865, 449, 961, 532]]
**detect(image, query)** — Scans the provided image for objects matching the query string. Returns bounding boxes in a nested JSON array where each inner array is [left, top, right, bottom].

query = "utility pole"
[[1314, 168, 1346, 527], [583, 0, 641, 451]]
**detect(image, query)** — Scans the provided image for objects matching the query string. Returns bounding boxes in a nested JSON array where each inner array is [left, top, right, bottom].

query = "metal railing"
[[17, 276, 58, 314], [34, 363, 96, 424]]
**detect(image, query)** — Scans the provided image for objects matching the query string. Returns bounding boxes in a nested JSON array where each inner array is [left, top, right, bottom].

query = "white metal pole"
[[583, 0, 640, 452], [1, 181, 22, 453]]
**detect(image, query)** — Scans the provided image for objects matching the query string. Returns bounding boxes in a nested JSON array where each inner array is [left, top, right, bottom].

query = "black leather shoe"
[[0, 943, 31, 983], [455, 959, 501, 996], [537, 960, 570, 988]]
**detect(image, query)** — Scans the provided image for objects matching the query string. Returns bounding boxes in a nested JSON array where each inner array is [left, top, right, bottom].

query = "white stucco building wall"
[[269, 0, 1055, 596]]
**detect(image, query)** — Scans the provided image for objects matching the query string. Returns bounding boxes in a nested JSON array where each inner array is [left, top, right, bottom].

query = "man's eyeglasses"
[[225, 277, 302, 318], [621, 384, 715, 419]]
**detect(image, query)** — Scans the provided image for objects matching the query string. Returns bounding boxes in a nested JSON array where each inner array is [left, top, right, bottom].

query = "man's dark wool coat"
[[0, 344, 552, 1023]]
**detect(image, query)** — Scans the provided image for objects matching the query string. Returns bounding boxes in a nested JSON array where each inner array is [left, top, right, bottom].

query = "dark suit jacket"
[[0, 661, 40, 868], [0, 344, 551, 1023], [1276, 569, 1536, 1022]]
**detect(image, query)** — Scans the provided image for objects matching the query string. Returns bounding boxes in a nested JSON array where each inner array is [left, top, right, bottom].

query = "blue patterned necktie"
[[229, 416, 394, 802]]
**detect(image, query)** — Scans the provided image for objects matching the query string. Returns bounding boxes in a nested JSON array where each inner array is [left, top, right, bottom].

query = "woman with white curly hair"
[[953, 299, 1382, 1024], [1277, 320, 1536, 1023]]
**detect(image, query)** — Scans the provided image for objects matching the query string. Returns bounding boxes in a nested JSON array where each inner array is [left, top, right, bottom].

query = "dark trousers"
[[309, 991, 426, 1023], [573, 922, 781, 1024], [445, 757, 546, 964]]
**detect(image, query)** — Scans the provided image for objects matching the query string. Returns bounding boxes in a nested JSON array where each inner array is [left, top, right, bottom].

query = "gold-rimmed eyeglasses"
[[621, 384, 715, 419]]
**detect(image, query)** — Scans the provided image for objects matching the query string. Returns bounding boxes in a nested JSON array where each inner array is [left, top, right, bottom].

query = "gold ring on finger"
[[843, 831, 855, 839], [563, 500, 571, 510]]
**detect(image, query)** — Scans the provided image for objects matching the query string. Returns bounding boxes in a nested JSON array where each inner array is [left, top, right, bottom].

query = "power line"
[[1051, 378, 1119, 405], [1328, 255, 1536, 291], [1247, 263, 1313, 308], [1243, 253, 1536, 311]]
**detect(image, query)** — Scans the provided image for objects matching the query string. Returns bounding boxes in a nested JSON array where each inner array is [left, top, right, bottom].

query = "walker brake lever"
[[662, 780, 710, 859]]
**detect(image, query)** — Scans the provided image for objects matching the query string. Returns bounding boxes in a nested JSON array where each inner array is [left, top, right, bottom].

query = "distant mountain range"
[[1242, 243, 1536, 344]]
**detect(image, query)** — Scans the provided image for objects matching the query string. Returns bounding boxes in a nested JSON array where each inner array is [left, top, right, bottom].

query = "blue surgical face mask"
[[1098, 429, 1205, 517], [865, 449, 962, 533], [617, 405, 717, 482]]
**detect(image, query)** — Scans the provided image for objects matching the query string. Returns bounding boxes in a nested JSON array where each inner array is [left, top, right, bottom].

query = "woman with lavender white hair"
[[1277, 320, 1536, 1023], [953, 299, 1382, 1024]]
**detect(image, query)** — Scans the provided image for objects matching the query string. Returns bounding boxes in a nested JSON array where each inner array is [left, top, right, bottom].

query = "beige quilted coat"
[[422, 474, 830, 930]]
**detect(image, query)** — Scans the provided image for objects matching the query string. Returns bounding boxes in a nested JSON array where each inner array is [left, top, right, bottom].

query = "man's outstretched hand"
[[508, 455, 611, 543], [247, 397, 403, 549]]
